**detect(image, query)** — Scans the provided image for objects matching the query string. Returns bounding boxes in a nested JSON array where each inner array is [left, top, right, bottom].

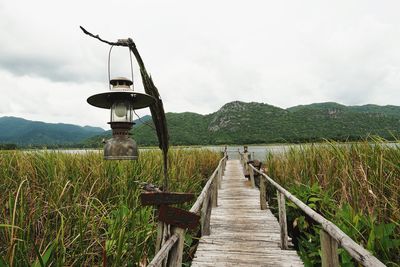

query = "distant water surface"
[[33, 142, 399, 162]]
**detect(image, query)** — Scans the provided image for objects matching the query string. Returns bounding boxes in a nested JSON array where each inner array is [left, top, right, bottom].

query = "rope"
[[107, 45, 114, 90], [129, 47, 134, 89]]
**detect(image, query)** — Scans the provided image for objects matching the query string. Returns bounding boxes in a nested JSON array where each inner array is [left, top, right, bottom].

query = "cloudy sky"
[[1, 0, 400, 129]]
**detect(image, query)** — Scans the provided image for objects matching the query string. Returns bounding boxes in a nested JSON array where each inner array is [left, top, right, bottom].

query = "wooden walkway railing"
[[148, 155, 227, 267], [191, 159, 303, 266], [240, 155, 386, 267], [147, 151, 385, 267]]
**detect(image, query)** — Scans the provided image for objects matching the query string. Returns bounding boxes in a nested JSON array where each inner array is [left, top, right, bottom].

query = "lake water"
[[203, 142, 400, 161], [203, 145, 297, 161], [41, 145, 287, 161], [37, 142, 399, 162]]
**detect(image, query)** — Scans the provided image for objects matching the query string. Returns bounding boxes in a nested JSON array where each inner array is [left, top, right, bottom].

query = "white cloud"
[[0, 0, 400, 127]]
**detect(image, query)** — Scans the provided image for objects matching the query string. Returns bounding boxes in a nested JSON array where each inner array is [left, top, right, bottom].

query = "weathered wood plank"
[[158, 205, 200, 230], [140, 192, 194, 206], [192, 160, 303, 266], [148, 233, 179, 267]]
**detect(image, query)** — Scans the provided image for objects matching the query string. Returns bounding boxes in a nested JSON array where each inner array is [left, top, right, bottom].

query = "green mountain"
[[2, 101, 400, 148], [0, 117, 105, 146], [128, 101, 400, 146]]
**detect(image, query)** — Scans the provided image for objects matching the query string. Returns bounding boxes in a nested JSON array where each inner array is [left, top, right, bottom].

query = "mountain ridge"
[[1, 101, 400, 147]]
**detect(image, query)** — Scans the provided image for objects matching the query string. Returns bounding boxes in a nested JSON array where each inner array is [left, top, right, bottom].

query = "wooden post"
[[155, 221, 163, 253], [212, 179, 218, 208], [277, 191, 288, 249], [249, 166, 255, 188], [222, 158, 226, 176], [167, 227, 185, 267], [218, 166, 222, 189], [201, 190, 212, 236], [259, 175, 267, 210], [320, 229, 339, 267], [155, 221, 170, 266]]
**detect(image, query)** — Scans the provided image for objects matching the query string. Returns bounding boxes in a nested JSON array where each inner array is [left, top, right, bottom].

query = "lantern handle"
[[107, 45, 114, 90], [107, 44, 135, 91]]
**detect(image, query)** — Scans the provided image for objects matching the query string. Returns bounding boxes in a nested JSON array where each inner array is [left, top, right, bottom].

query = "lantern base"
[[104, 135, 138, 160]]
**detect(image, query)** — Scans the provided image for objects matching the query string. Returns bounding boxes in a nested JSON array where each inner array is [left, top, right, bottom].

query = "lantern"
[[87, 77, 154, 160]]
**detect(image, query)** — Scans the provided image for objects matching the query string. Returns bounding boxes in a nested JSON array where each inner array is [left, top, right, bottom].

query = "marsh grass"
[[265, 139, 400, 266], [0, 149, 220, 266]]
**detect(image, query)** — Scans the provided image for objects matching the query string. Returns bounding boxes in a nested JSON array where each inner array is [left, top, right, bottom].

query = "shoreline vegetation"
[[265, 139, 399, 266], [1, 139, 399, 266], [0, 149, 220, 266], [1, 139, 399, 151]]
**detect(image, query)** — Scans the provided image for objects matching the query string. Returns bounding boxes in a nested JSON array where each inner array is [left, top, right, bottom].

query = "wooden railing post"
[[155, 221, 170, 265], [259, 171, 267, 210], [277, 191, 288, 249], [222, 157, 226, 176], [320, 229, 339, 267], [249, 164, 255, 188], [201, 189, 212, 236], [167, 227, 185, 267], [218, 165, 222, 189], [212, 178, 218, 208]]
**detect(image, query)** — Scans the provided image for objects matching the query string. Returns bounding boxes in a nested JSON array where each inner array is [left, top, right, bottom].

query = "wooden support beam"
[[212, 179, 218, 208], [320, 229, 339, 267], [201, 189, 212, 236], [249, 165, 255, 188], [155, 221, 163, 253], [259, 175, 267, 210], [218, 167, 222, 189], [147, 233, 179, 267], [167, 227, 185, 267], [277, 191, 288, 249]]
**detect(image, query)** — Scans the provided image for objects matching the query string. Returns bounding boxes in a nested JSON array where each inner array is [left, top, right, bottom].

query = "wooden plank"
[[158, 205, 200, 230], [147, 233, 179, 267], [140, 192, 194, 206], [192, 160, 303, 267]]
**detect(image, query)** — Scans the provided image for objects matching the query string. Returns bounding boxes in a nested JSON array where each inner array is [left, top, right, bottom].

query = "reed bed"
[[0, 149, 220, 266], [265, 139, 399, 266]]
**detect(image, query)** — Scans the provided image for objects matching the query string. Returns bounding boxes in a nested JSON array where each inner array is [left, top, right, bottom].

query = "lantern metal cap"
[[87, 76, 155, 110], [110, 77, 133, 87], [87, 91, 155, 109]]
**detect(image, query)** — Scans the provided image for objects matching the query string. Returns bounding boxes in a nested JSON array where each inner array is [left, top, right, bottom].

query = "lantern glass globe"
[[115, 102, 127, 117], [111, 102, 132, 122]]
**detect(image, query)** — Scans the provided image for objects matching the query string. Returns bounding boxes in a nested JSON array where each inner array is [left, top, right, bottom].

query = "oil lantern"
[[87, 76, 155, 160]]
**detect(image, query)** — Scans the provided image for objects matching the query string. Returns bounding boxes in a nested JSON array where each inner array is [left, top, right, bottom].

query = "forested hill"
[[0, 117, 105, 146], [1, 102, 400, 147], [130, 101, 400, 145]]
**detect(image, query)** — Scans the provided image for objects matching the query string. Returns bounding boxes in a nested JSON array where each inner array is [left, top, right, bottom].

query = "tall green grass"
[[0, 149, 220, 266], [265, 139, 399, 266]]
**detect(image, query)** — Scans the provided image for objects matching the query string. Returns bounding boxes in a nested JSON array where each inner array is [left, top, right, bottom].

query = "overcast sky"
[[1, 0, 400, 129]]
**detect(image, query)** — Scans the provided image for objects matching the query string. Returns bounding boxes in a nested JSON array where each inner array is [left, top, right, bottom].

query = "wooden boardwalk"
[[191, 160, 304, 267]]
